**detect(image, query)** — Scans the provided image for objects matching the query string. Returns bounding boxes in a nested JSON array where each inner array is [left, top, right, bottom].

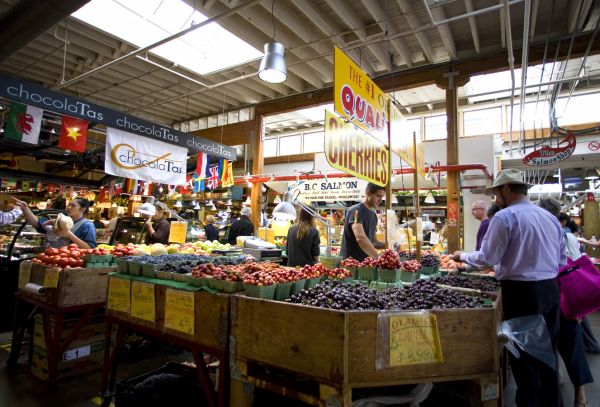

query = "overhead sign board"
[[0, 74, 236, 160], [334, 47, 389, 144], [324, 110, 389, 187], [289, 177, 369, 202], [390, 102, 426, 177], [522, 133, 576, 166]]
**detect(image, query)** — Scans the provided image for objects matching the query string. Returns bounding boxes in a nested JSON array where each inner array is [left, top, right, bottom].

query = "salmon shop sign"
[[290, 178, 368, 202]]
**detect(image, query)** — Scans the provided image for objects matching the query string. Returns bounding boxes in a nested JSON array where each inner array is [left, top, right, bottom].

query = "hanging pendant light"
[[424, 192, 436, 204], [258, 42, 287, 83], [273, 195, 282, 204], [258, 0, 286, 83]]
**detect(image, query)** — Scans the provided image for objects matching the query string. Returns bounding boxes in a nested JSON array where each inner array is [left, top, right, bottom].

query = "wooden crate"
[[106, 275, 230, 352], [20, 261, 113, 307], [231, 294, 502, 387]]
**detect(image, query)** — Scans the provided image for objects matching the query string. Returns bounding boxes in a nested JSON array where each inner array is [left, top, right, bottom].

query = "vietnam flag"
[[58, 116, 88, 152]]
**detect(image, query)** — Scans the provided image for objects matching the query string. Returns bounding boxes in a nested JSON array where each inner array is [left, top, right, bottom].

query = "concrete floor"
[[0, 315, 599, 406]]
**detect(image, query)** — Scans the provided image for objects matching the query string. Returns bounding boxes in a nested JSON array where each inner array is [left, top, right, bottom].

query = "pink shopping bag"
[[558, 255, 600, 320]]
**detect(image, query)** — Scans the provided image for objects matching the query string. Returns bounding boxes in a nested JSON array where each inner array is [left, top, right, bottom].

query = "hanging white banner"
[[105, 127, 188, 185]]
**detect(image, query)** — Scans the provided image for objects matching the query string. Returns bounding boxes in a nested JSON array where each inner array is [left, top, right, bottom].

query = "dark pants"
[[559, 315, 594, 387], [501, 278, 562, 407]]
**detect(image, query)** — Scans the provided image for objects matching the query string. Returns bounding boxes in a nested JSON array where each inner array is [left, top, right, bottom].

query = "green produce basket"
[[128, 261, 142, 276], [142, 263, 159, 278], [189, 276, 210, 287], [378, 268, 402, 283], [213, 279, 243, 293], [291, 279, 306, 295], [420, 265, 437, 275], [87, 262, 111, 269], [345, 266, 359, 279], [115, 258, 129, 273], [172, 272, 188, 282], [400, 270, 421, 282], [305, 277, 321, 289], [320, 255, 342, 269], [244, 284, 276, 300], [274, 282, 293, 301], [369, 281, 403, 291], [358, 267, 378, 282], [156, 270, 174, 280]]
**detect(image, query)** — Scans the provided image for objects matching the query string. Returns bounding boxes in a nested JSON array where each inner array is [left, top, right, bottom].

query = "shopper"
[[538, 198, 593, 407], [228, 206, 254, 245], [470, 200, 489, 250], [143, 203, 170, 244], [340, 182, 386, 261], [13, 196, 97, 249], [204, 215, 219, 242], [451, 169, 563, 407], [286, 208, 320, 267]]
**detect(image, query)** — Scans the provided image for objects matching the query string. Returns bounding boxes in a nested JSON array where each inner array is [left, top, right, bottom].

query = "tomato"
[[75, 259, 84, 267], [69, 251, 81, 259], [68, 258, 79, 267], [31, 258, 42, 263], [59, 252, 70, 258], [68, 243, 78, 250], [45, 248, 59, 256], [57, 258, 69, 268], [59, 248, 70, 255]]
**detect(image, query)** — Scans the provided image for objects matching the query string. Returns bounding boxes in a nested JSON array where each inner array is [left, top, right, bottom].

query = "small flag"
[[36, 182, 44, 192], [58, 116, 88, 153], [5, 102, 43, 144], [21, 181, 30, 191], [5, 179, 17, 189], [114, 178, 123, 195], [221, 160, 234, 187], [196, 152, 208, 177], [207, 165, 220, 190], [108, 180, 115, 197]]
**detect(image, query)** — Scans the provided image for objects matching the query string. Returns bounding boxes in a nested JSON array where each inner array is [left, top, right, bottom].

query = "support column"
[[250, 115, 264, 232], [436, 71, 469, 253]]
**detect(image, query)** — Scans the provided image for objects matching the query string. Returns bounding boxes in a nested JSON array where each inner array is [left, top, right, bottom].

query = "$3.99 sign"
[[164, 288, 195, 335], [389, 313, 443, 366]]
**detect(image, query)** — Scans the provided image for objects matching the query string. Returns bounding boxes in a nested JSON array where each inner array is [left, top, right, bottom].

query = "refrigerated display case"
[[108, 217, 148, 245]]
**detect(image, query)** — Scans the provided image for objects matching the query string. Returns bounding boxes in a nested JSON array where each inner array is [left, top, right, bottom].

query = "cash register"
[[239, 236, 282, 262]]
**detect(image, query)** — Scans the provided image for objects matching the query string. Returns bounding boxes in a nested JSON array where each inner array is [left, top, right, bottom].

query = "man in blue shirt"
[[452, 169, 564, 407]]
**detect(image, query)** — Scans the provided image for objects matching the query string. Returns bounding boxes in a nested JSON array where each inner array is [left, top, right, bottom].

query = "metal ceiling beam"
[[360, 0, 414, 68], [422, 0, 456, 59], [396, 0, 436, 62], [0, 0, 89, 62], [464, 0, 481, 53]]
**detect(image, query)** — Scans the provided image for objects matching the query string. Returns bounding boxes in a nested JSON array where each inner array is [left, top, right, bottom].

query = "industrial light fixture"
[[272, 191, 296, 220], [226, 199, 232, 206], [192, 201, 201, 210], [435, 217, 442, 224], [273, 195, 282, 204], [258, 1, 286, 83], [174, 200, 183, 208], [137, 196, 156, 216], [424, 191, 436, 204]]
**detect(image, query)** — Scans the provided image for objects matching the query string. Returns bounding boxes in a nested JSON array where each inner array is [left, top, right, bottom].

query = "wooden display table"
[[100, 274, 230, 407], [230, 293, 503, 406], [7, 261, 113, 383]]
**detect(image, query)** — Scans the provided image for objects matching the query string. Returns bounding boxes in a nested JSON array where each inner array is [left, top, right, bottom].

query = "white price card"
[[62, 345, 91, 361]]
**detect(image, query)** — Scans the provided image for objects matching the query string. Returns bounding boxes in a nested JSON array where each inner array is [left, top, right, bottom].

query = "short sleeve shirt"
[[340, 203, 377, 261]]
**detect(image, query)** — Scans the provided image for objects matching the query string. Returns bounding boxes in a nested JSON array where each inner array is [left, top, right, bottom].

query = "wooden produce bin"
[[230, 295, 502, 406], [106, 275, 231, 352], [19, 261, 113, 307]]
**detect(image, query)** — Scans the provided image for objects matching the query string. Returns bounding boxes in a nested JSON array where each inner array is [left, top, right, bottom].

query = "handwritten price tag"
[[131, 281, 155, 322], [107, 277, 131, 314], [168, 221, 187, 244], [164, 288, 194, 335], [43, 268, 60, 288], [389, 313, 443, 366]]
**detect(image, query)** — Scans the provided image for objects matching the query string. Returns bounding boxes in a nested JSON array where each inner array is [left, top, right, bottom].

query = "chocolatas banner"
[[0, 74, 236, 160]]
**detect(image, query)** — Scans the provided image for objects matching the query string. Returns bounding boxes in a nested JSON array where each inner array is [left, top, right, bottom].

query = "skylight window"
[[72, 0, 262, 76]]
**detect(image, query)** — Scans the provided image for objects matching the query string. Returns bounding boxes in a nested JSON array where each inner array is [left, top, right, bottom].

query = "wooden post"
[[413, 132, 421, 260], [250, 115, 264, 233], [436, 71, 469, 253]]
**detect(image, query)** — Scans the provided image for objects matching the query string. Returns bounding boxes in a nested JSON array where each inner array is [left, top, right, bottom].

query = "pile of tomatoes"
[[31, 244, 87, 269]]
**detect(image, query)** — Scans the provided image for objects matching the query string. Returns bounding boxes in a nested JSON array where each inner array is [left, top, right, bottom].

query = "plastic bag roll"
[[23, 283, 46, 295]]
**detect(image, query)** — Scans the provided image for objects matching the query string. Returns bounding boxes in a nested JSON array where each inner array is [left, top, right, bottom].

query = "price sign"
[[44, 268, 60, 288], [389, 313, 443, 366], [131, 281, 155, 322], [63, 345, 91, 361], [107, 277, 131, 314], [168, 221, 187, 244], [164, 288, 194, 335]]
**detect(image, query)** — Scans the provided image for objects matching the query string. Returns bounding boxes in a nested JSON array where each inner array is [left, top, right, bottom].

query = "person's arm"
[[351, 223, 379, 259], [11, 198, 40, 228], [54, 223, 95, 249], [452, 217, 509, 271]]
